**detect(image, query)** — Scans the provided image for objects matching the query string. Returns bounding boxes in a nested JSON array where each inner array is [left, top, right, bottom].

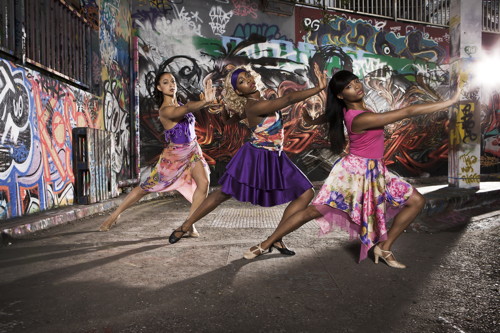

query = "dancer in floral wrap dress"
[[98, 71, 214, 234], [246, 70, 461, 268], [168, 64, 327, 259]]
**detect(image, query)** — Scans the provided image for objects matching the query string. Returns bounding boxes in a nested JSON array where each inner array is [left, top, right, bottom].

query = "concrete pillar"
[[448, 0, 482, 189]]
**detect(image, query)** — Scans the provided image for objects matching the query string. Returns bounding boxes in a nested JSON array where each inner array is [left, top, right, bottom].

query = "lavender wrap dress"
[[140, 113, 209, 202]]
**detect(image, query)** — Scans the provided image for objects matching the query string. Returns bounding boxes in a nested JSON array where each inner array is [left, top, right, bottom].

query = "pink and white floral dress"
[[312, 109, 415, 262]]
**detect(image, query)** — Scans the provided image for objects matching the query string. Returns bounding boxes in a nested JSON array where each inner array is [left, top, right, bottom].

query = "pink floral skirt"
[[140, 140, 209, 202], [312, 154, 414, 262]]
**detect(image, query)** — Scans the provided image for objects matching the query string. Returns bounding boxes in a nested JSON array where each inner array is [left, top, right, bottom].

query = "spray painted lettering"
[[209, 6, 233, 36]]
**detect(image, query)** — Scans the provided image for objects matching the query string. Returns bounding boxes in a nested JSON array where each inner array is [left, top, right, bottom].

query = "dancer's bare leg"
[[246, 205, 322, 257], [185, 161, 210, 237], [169, 188, 231, 243], [277, 188, 315, 227], [186, 161, 210, 217], [185, 188, 231, 227], [269, 188, 314, 251], [99, 186, 148, 231], [377, 190, 425, 260]]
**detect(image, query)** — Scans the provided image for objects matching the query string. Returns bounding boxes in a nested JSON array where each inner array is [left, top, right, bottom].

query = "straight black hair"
[[326, 70, 359, 154]]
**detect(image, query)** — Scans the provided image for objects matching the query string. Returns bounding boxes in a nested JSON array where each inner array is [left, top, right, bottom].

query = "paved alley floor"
[[0, 197, 498, 333]]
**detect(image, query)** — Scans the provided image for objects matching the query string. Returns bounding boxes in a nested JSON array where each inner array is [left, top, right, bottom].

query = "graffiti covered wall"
[[481, 92, 500, 174], [133, 0, 297, 180], [297, 6, 453, 177], [0, 61, 101, 220], [134, 0, 462, 181], [100, 0, 135, 182], [1, 0, 497, 221], [0, 0, 133, 221]]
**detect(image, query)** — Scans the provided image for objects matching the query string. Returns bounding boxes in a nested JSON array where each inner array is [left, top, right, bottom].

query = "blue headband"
[[230, 69, 246, 90]]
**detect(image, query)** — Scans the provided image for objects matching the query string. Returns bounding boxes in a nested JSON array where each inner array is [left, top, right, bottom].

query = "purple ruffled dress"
[[219, 111, 312, 207]]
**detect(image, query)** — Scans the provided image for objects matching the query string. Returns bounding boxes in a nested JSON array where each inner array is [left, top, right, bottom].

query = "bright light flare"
[[471, 47, 500, 92]]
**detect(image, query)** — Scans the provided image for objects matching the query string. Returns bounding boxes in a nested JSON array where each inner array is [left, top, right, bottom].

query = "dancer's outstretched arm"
[[220, 105, 245, 125], [161, 79, 217, 119], [246, 63, 327, 117], [352, 87, 461, 132]]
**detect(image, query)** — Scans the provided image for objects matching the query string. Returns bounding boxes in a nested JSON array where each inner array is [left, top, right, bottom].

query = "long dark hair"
[[153, 71, 174, 108], [326, 70, 359, 154]]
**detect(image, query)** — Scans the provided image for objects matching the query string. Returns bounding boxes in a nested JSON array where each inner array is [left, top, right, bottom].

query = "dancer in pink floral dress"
[[98, 71, 215, 235], [246, 70, 461, 268]]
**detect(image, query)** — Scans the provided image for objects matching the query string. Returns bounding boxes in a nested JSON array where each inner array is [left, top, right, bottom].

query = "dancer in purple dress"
[[245, 70, 461, 267], [98, 72, 214, 234], [169, 64, 327, 257]]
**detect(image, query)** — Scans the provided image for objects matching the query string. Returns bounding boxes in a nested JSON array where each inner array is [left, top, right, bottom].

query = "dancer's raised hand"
[[302, 109, 327, 125], [200, 78, 216, 103], [313, 63, 327, 91]]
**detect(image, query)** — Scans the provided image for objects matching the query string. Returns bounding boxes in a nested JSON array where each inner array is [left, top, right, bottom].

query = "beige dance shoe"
[[186, 224, 200, 238], [243, 243, 268, 259], [374, 245, 406, 269], [99, 214, 121, 232]]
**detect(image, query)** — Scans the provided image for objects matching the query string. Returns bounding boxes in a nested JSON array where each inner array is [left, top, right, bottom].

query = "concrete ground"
[[0, 191, 499, 333]]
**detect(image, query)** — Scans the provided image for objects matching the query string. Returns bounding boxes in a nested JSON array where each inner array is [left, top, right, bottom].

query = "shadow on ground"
[[0, 226, 477, 333]]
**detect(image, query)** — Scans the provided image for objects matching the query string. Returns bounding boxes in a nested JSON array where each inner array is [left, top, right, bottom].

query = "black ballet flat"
[[270, 239, 296, 256], [169, 227, 188, 244]]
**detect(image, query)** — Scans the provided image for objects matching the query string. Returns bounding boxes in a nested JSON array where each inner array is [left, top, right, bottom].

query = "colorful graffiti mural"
[[134, 1, 461, 182], [481, 92, 500, 173], [100, 0, 134, 182], [295, 6, 450, 64], [0, 0, 134, 220], [0, 60, 101, 219], [2, 0, 498, 222]]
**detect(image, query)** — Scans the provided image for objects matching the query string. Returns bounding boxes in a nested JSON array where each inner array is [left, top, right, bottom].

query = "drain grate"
[[210, 208, 318, 229]]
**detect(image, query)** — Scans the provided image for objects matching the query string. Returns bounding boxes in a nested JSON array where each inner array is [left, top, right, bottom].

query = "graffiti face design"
[[304, 95, 324, 119], [104, 80, 130, 176], [0, 61, 31, 174]]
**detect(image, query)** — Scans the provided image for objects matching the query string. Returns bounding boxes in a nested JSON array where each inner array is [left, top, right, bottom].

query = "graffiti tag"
[[459, 151, 480, 184], [209, 6, 233, 36], [460, 102, 477, 143], [175, 6, 203, 36], [303, 18, 321, 32], [231, 0, 258, 18]]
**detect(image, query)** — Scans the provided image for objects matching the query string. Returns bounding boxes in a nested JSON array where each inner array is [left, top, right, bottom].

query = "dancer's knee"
[[409, 190, 426, 211], [196, 177, 209, 193], [304, 205, 322, 221], [301, 188, 315, 202]]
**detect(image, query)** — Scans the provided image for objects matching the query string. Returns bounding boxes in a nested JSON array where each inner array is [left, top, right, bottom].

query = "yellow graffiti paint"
[[451, 101, 476, 145]]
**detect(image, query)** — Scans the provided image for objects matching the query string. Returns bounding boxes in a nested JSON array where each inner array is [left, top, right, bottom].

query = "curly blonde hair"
[[222, 65, 265, 117]]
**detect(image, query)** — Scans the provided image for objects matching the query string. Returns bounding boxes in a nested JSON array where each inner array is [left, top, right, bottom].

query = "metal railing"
[[296, 0, 500, 33], [73, 128, 117, 204], [25, 0, 91, 87], [483, 0, 500, 33], [0, 0, 91, 87], [0, 0, 16, 55]]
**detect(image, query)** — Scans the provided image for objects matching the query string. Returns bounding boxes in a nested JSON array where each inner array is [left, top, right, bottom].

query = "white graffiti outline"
[[174, 5, 204, 37], [209, 6, 234, 36], [0, 64, 32, 177]]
